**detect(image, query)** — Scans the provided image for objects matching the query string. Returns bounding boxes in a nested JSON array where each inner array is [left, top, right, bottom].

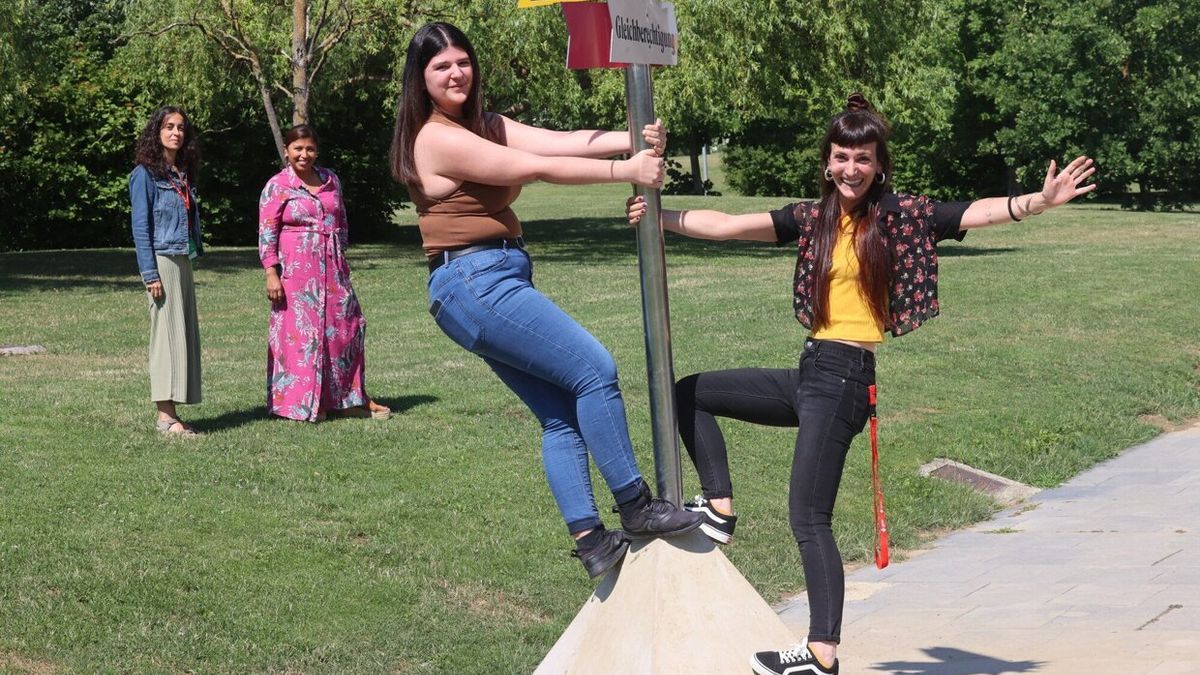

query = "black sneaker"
[[570, 527, 630, 579], [684, 495, 737, 544], [751, 641, 838, 675], [616, 481, 704, 539]]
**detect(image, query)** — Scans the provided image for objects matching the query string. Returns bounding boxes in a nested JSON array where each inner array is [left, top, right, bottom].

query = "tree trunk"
[[256, 69, 287, 164], [689, 130, 704, 195], [291, 0, 309, 125]]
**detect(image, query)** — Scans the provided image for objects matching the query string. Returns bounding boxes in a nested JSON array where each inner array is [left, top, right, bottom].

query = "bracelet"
[[610, 159, 616, 180], [1006, 195, 1021, 222]]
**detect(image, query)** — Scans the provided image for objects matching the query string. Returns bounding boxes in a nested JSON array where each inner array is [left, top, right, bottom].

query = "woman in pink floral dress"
[[258, 125, 390, 422]]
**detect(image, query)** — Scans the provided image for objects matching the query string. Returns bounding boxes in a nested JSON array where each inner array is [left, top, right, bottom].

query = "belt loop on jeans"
[[428, 236, 525, 274]]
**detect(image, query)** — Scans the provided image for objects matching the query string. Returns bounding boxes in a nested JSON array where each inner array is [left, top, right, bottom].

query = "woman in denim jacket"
[[629, 94, 1096, 675], [129, 105, 204, 435]]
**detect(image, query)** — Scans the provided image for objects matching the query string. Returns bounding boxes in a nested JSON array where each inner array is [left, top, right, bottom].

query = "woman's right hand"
[[145, 280, 164, 300], [266, 269, 284, 304], [623, 149, 664, 189], [627, 195, 648, 226]]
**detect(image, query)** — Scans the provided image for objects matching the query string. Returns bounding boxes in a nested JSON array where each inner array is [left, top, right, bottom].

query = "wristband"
[[1006, 195, 1021, 222]]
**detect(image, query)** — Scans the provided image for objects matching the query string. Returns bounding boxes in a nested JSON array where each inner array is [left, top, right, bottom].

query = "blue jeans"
[[427, 245, 644, 534]]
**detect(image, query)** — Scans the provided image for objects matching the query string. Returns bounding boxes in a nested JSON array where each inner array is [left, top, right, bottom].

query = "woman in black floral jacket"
[[628, 93, 1095, 675]]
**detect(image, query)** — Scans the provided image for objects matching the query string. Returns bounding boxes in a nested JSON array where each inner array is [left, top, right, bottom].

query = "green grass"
[[2, 182, 1198, 672]]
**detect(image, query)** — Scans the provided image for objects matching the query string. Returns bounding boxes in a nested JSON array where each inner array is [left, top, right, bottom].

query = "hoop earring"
[[876, 171, 886, 184], [824, 168, 833, 181]]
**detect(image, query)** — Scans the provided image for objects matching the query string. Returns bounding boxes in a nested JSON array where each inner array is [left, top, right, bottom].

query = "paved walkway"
[[777, 422, 1200, 674]]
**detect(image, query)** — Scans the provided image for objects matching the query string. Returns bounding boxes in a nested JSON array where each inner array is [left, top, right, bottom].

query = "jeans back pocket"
[[429, 293, 483, 352]]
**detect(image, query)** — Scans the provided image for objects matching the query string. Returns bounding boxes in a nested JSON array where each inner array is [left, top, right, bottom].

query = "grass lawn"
[[2, 182, 1198, 673]]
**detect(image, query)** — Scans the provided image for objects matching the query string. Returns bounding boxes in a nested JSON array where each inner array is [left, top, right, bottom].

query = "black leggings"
[[676, 337, 874, 644]]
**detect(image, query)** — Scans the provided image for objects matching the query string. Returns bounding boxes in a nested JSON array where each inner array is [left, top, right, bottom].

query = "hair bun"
[[846, 93, 871, 112]]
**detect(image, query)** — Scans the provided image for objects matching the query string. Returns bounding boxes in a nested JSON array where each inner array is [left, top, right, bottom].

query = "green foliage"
[[662, 158, 719, 196], [115, 0, 411, 245], [958, 0, 1200, 207], [0, 1, 144, 252], [5, 0, 1198, 253], [721, 0, 963, 200]]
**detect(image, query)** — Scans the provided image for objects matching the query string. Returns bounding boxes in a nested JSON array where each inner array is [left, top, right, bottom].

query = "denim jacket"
[[129, 164, 203, 283], [771, 193, 970, 337]]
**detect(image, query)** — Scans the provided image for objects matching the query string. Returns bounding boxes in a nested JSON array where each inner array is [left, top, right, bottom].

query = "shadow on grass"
[[193, 395, 438, 432], [872, 647, 1044, 674], [0, 223, 1017, 293], [0, 249, 262, 293]]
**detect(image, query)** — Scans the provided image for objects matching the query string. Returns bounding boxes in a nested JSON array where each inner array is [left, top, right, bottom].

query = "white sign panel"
[[608, 0, 678, 66]]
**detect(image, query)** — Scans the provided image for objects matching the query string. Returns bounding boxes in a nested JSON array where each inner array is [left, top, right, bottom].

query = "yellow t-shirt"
[[812, 215, 885, 343]]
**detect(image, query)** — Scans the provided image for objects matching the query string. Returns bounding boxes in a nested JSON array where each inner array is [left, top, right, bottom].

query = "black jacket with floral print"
[[769, 193, 970, 337]]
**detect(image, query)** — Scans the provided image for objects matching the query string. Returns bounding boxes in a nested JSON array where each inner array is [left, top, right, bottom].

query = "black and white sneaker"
[[751, 640, 838, 675], [684, 495, 737, 544]]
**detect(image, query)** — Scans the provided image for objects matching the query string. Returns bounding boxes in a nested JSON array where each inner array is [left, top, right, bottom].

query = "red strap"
[[169, 175, 192, 212], [869, 384, 889, 569]]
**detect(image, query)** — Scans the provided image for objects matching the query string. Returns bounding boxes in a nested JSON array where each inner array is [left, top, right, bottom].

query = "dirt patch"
[[0, 652, 61, 674], [431, 578, 548, 625], [1138, 414, 1200, 433]]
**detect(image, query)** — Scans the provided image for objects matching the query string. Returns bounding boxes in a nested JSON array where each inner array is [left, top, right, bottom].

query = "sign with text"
[[607, 0, 677, 66], [517, 0, 589, 7]]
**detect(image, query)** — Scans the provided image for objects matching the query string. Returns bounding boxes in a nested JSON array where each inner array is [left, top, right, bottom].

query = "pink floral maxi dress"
[[258, 166, 368, 421]]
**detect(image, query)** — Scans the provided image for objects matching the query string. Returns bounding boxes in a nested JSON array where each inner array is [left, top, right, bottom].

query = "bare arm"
[[627, 196, 777, 242], [416, 123, 663, 191], [498, 116, 666, 158], [961, 155, 1097, 229]]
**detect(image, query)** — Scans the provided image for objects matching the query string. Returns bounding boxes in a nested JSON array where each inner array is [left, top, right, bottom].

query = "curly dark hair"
[[134, 106, 201, 181]]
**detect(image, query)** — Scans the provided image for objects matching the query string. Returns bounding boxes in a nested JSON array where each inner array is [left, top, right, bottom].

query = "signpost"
[[521, 3, 799, 671]]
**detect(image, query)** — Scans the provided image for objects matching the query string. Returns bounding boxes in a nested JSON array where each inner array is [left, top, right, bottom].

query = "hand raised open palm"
[[1041, 155, 1097, 208]]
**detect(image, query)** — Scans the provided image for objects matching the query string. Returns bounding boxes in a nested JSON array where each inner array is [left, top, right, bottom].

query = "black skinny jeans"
[[676, 338, 874, 644]]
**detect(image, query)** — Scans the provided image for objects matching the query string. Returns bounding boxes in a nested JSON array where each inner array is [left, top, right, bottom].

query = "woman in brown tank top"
[[389, 22, 703, 579]]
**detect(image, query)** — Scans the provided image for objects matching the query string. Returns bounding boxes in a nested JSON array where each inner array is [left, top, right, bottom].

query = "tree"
[[0, 0, 144, 251], [123, 0, 421, 163], [960, 0, 1200, 207], [720, 0, 963, 199]]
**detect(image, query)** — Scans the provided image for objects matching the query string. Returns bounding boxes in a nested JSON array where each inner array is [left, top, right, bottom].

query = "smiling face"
[[423, 45, 473, 115], [159, 113, 186, 156], [286, 137, 319, 176], [826, 142, 881, 212]]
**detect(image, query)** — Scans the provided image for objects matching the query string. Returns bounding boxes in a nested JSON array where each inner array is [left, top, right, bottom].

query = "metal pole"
[[623, 63, 682, 507]]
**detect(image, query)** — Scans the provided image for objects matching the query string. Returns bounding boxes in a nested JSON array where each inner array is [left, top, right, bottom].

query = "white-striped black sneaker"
[[751, 640, 837, 675], [684, 495, 737, 544]]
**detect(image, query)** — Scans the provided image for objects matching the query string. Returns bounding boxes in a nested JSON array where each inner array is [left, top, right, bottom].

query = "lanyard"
[[869, 383, 890, 569], [169, 172, 192, 213]]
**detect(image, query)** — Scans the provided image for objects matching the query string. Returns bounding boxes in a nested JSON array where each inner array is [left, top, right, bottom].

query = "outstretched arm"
[[499, 116, 667, 158], [417, 122, 663, 189], [961, 155, 1097, 229], [627, 196, 777, 242]]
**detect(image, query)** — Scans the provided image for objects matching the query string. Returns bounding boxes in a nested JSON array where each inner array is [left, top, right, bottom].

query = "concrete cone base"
[[534, 530, 797, 674]]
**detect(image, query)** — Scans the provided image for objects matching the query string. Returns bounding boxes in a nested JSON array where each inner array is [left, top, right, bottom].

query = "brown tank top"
[[412, 110, 522, 257]]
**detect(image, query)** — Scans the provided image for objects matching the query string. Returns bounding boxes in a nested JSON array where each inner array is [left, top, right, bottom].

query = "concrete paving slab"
[[775, 423, 1200, 673]]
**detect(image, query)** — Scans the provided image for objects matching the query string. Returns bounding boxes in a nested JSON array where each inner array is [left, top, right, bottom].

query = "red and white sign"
[[563, 1, 677, 70]]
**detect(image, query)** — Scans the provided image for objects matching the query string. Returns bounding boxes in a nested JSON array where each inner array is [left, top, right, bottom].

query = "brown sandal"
[[156, 417, 200, 436], [367, 400, 392, 420]]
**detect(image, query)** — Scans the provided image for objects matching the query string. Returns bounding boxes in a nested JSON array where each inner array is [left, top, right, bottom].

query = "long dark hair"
[[810, 93, 894, 332], [389, 22, 485, 187], [134, 105, 200, 182]]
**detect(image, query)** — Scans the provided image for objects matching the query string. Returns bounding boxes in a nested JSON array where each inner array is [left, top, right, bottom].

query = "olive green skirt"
[[147, 254, 202, 403]]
